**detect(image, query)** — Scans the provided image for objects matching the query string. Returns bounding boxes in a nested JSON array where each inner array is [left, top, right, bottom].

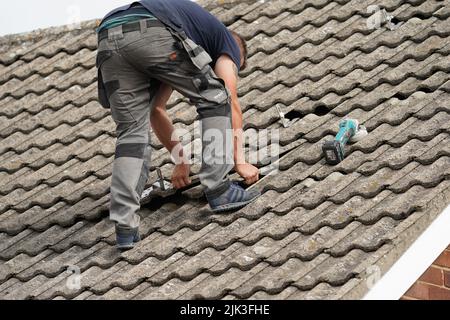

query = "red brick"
[[400, 296, 418, 300], [428, 285, 450, 300], [435, 250, 450, 268], [419, 266, 444, 286], [444, 270, 450, 288], [404, 282, 429, 300]]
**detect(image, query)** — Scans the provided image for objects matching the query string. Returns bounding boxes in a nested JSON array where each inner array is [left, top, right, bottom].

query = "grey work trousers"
[[97, 22, 234, 228]]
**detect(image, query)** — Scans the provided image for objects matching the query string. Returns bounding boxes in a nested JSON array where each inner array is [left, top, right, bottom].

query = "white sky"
[[0, 0, 134, 36]]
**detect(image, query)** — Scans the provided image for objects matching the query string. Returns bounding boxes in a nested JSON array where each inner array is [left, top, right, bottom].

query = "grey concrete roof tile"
[[100, 282, 150, 300], [389, 111, 450, 145], [0, 203, 68, 237], [180, 262, 269, 299], [0, 249, 53, 283], [414, 92, 450, 118], [72, 291, 95, 300], [331, 163, 419, 203], [35, 261, 127, 300], [263, 162, 322, 192], [2, 274, 58, 299], [389, 156, 450, 192], [217, 234, 298, 269], [0, 278, 23, 297], [362, 91, 441, 130], [214, 1, 261, 25], [8, 175, 99, 213], [0, 35, 56, 65], [231, 255, 330, 299], [17, 243, 104, 283], [0, 222, 86, 260], [138, 203, 200, 235], [31, 196, 109, 231], [138, 273, 211, 300], [359, 181, 450, 231], [358, 133, 448, 175], [123, 225, 215, 262], [327, 217, 399, 256], [0, 127, 47, 155], [0, 229, 33, 254], [291, 278, 362, 300], [0, 184, 48, 214], [304, 191, 392, 233], [274, 172, 360, 212], [264, 221, 361, 262], [89, 254, 185, 295], [239, 0, 299, 23], [183, 216, 273, 255], [51, 220, 114, 252], [249, 286, 302, 300], [294, 249, 372, 289], [149, 245, 238, 284]]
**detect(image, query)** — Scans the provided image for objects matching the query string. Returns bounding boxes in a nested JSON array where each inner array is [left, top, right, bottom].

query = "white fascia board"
[[363, 204, 450, 300]]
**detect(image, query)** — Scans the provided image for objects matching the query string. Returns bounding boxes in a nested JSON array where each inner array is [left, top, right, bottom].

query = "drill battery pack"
[[322, 140, 344, 165]]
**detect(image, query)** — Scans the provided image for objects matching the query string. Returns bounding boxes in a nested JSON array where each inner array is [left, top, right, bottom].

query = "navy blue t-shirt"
[[101, 0, 241, 69]]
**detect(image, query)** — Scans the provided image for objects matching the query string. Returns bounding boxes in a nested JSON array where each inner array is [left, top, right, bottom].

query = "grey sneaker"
[[206, 182, 260, 213], [115, 225, 140, 251]]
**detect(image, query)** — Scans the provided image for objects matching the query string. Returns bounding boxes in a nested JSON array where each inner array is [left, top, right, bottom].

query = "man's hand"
[[235, 162, 259, 185], [171, 163, 192, 189]]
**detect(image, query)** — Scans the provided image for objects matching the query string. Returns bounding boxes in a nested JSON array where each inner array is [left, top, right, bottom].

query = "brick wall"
[[402, 245, 450, 300]]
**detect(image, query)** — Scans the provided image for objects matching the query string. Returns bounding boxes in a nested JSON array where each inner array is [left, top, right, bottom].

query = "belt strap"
[[98, 18, 165, 42], [167, 29, 202, 58]]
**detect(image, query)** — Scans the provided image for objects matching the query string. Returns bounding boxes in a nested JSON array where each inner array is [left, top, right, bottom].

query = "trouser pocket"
[[192, 68, 230, 107], [96, 50, 113, 108]]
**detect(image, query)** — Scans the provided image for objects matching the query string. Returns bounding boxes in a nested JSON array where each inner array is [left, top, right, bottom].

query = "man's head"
[[230, 30, 248, 71]]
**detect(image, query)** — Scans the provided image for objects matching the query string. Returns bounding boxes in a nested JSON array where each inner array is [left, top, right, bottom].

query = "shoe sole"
[[116, 237, 140, 251], [117, 243, 135, 251], [210, 194, 260, 213]]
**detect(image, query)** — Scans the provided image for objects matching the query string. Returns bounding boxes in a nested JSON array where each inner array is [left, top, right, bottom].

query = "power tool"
[[322, 118, 367, 165]]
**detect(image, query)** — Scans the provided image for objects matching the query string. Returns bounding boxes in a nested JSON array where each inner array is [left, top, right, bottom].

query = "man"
[[96, 0, 260, 250]]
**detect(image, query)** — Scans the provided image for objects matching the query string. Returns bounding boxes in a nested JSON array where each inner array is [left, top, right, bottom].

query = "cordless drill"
[[322, 118, 367, 165]]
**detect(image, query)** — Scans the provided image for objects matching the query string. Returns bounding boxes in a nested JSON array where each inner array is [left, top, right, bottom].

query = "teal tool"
[[322, 118, 367, 165]]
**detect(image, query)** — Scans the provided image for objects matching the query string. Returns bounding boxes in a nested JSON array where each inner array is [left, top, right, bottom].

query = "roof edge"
[[0, 19, 99, 47], [198, 0, 259, 10], [363, 204, 450, 300], [0, 0, 257, 46]]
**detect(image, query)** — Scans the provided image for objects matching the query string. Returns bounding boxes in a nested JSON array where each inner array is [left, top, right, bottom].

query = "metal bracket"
[[276, 105, 290, 128], [156, 167, 166, 191]]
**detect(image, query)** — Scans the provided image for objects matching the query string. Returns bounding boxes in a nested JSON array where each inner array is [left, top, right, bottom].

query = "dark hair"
[[230, 30, 248, 71]]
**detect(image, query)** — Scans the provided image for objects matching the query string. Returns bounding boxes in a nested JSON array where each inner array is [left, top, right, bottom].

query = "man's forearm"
[[149, 83, 178, 151], [231, 101, 246, 165], [150, 107, 179, 153]]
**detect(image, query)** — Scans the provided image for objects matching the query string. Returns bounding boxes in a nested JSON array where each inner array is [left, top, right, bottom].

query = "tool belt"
[[97, 18, 166, 42], [96, 18, 213, 109], [97, 18, 212, 70]]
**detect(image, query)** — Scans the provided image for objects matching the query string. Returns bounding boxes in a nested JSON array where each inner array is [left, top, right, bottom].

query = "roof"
[[0, 0, 450, 300]]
